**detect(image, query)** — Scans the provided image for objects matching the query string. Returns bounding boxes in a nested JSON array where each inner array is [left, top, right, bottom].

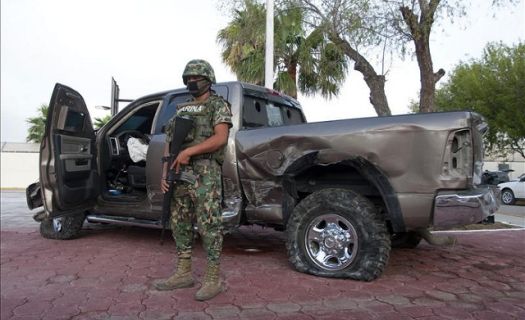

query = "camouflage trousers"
[[170, 159, 223, 263]]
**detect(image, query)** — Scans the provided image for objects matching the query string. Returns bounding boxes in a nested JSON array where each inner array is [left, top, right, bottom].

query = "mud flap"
[[26, 182, 43, 210], [33, 210, 47, 222]]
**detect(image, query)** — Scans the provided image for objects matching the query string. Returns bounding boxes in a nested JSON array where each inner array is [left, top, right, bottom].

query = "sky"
[[1, 0, 524, 142]]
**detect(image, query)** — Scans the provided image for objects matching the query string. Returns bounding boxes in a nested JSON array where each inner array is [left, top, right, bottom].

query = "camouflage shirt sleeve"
[[210, 95, 233, 128], [165, 115, 176, 143]]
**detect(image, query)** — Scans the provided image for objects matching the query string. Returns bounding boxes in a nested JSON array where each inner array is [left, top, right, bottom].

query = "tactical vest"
[[174, 95, 225, 164]]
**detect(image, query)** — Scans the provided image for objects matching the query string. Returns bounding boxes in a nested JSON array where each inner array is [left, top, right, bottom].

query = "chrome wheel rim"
[[304, 214, 358, 271], [52, 217, 63, 232]]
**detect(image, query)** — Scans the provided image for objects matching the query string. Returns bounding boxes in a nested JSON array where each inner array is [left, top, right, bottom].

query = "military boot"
[[153, 257, 194, 290], [194, 263, 222, 301]]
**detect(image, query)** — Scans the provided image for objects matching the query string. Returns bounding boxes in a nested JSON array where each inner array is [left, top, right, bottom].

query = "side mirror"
[[161, 125, 166, 133]]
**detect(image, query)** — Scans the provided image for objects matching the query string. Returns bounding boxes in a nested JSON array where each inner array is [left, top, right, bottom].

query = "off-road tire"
[[286, 188, 391, 281], [40, 214, 85, 240], [391, 231, 422, 249], [501, 189, 516, 205]]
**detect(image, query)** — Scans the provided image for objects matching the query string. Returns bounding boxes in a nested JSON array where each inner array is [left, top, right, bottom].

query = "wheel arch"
[[501, 187, 515, 196], [281, 152, 405, 233]]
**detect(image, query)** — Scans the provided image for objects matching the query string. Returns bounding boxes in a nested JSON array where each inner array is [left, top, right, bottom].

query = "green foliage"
[[26, 104, 48, 143], [407, 99, 419, 113], [217, 0, 266, 85], [94, 115, 112, 130], [217, 0, 348, 98], [26, 103, 110, 143], [434, 42, 525, 157]]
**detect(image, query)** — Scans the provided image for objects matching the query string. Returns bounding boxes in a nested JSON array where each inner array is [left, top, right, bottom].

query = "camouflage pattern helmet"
[[182, 59, 216, 85]]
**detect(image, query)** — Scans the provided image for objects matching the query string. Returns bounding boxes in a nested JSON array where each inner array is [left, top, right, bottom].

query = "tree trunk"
[[288, 61, 298, 99], [400, 2, 445, 113], [415, 37, 442, 113], [511, 139, 525, 158], [329, 34, 391, 116]]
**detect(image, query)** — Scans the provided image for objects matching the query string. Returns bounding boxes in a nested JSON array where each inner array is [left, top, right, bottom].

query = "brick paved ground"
[[1, 191, 525, 319]]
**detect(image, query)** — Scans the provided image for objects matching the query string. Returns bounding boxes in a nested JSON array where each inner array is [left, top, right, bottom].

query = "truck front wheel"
[[40, 214, 85, 240], [286, 188, 391, 281]]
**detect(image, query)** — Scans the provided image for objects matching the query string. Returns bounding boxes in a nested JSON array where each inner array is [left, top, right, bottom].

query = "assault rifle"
[[160, 116, 194, 244]]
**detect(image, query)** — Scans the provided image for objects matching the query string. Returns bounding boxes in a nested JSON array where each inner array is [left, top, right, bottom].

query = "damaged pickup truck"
[[27, 81, 499, 281]]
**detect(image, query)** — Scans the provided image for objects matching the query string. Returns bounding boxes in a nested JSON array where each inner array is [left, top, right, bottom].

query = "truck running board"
[[86, 214, 162, 229]]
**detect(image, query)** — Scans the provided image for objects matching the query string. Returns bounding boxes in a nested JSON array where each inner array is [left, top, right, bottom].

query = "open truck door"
[[39, 83, 99, 218]]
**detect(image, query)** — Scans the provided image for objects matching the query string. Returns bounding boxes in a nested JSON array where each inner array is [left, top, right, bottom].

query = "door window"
[[62, 109, 87, 132], [266, 103, 284, 127], [282, 107, 304, 125], [154, 85, 229, 134], [155, 94, 192, 134], [241, 95, 304, 130], [242, 96, 269, 129]]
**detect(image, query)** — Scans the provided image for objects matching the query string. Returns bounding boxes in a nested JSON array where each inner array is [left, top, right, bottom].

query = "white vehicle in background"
[[498, 174, 525, 205]]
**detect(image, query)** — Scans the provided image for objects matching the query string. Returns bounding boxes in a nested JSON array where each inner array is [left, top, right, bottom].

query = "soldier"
[[154, 59, 232, 301]]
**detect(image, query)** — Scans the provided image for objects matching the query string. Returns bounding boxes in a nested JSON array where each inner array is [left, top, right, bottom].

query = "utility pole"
[[265, 0, 274, 89]]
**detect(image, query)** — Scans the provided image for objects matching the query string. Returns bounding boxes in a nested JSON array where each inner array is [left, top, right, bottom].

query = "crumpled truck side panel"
[[235, 111, 478, 230]]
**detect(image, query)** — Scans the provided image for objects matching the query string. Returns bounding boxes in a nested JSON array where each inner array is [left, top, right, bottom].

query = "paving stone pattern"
[[1, 191, 525, 319]]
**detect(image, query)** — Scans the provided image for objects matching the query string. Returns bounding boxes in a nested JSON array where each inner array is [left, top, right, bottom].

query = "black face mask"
[[187, 78, 211, 98]]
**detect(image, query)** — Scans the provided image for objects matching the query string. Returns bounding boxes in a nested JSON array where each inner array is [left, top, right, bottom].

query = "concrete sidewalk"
[[495, 203, 525, 227], [1, 191, 525, 319]]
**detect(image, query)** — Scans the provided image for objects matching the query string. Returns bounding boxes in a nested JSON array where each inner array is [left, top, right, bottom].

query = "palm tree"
[[94, 115, 111, 129], [217, 0, 266, 86], [26, 104, 48, 143], [217, 0, 347, 99]]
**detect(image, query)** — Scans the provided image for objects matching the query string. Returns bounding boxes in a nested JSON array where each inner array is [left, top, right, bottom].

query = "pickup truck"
[[26, 81, 499, 281]]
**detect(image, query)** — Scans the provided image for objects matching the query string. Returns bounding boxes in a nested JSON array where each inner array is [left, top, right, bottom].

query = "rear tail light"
[[442, 129, 473, 184]]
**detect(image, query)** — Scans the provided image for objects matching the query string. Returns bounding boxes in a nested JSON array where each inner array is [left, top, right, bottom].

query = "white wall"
[[1, 152, 39, 188]]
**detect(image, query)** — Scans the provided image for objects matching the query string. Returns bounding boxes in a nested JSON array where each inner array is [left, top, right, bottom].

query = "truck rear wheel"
[[40, 214, 85, 240], [286, 188, 391, 281]]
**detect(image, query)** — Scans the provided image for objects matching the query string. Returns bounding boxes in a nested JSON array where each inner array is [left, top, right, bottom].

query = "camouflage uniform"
[[165, 94, 232, 263]]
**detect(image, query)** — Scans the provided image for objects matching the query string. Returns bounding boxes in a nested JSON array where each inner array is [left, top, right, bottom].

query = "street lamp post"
[[265, 0, 274, 89], [110, 77, 133, 116]]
